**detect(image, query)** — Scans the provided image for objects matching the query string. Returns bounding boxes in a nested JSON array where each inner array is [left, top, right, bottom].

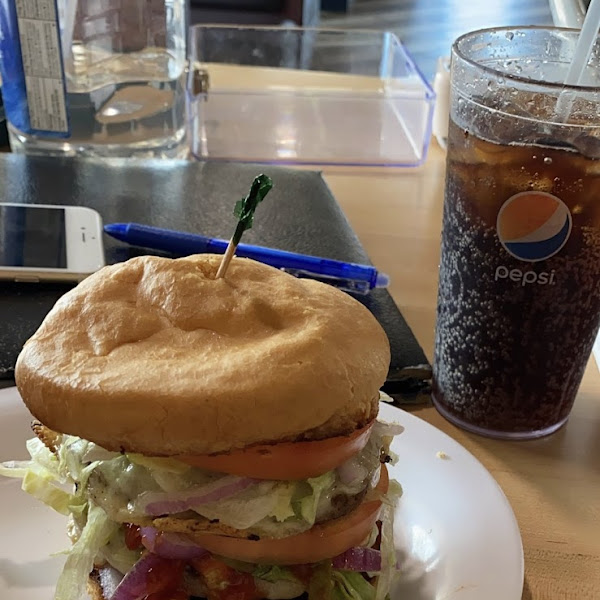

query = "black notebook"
[[0, 155, 431, 398]]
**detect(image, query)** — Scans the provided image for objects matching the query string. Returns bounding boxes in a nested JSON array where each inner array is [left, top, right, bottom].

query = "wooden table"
[[323, 144, 600, 600]]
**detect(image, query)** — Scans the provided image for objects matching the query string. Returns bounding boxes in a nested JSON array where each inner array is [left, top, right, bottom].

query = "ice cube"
[[572, 133, 600, 160]]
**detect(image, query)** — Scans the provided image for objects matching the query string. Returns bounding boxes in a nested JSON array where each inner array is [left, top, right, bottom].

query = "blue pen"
[[104, 223, 389, 294]]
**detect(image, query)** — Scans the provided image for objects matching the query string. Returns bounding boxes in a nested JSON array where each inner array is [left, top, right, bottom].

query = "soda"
[[432, 117, 600, 437]]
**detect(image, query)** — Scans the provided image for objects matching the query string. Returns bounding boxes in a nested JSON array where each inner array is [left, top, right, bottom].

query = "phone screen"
[[0, 206, 67, 268]]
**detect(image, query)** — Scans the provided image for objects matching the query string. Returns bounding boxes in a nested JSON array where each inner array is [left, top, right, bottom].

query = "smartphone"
[[0, 203, 105, 282]]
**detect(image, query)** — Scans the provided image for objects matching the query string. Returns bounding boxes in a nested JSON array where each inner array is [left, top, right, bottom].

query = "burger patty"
[[33, 422, 384, 540], [326, 486, 369, 521], [151, 485, 370, 541], [86, 468, 372, 539]]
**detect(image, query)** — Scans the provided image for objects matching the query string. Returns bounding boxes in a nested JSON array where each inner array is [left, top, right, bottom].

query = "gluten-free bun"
[[16, 255, 390, 455]]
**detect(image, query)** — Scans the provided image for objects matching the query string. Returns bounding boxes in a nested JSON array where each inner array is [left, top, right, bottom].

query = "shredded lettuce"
[[26, 438, 62, 474], [149, 468, 191, 493], [379, 391, 394, 403], [363, 524, 380, 549], [100, 528, 143, 575], [296, 471, 336, 524], [253, 565, 300, 584], [274, 564, 380, 600], [22, 470, 74, 515], [0, 460, 32, 479], [375, 480, 403, 600], [195, 480, 280, 529], [58, 437, 91, 480], [270, 482, 297, 522], [254, 566, 305, 600], [54, 503, 118, 600], [308, 562, 334, 600], [199, 471, 334, 533], [2, 416, 394, 539], [127, 453, 191, 474], [332, 571, 377, 600], [0, 438, 83, 515]]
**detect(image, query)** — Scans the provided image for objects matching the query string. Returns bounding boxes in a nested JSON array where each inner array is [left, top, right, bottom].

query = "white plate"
[[0, 387, 524, 600]]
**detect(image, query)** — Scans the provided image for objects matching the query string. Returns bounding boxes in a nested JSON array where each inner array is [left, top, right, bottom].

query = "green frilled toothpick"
[[215, 174, 274, 279]]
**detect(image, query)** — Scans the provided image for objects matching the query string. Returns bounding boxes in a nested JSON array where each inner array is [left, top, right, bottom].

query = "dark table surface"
[[0, 154, 430, 396]]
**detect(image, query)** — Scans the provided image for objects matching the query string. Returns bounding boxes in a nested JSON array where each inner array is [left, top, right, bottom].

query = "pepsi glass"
[[432, 28, 600, 439]]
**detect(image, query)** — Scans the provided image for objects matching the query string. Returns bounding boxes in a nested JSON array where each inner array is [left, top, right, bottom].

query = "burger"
[[1, 254, 403, 600]]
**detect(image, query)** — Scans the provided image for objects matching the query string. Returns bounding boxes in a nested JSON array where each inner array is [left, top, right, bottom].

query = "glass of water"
[[0, 0, 187, 158]]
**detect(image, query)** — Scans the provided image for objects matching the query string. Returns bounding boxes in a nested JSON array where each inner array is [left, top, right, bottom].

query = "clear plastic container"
[[188, 26, 435, 167]]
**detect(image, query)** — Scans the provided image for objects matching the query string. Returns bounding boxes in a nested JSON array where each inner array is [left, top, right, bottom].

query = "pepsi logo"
[[497, 192, 572, 262]]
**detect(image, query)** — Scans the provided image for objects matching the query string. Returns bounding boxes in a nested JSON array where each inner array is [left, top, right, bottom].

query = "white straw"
[[555, 0, 600, 120]]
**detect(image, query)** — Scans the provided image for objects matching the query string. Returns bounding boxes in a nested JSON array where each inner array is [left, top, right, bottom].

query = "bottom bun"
[[87, 573, 106, 600]]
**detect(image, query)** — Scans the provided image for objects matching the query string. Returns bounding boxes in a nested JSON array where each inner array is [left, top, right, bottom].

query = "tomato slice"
[[144, 559, 185, 596], [188, 465, 389, 565], [176, 422, 374, 481], [124, 523, 142, 550]]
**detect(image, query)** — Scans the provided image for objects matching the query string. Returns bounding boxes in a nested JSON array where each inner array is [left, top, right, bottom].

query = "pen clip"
[[282, 268, 371, 295]]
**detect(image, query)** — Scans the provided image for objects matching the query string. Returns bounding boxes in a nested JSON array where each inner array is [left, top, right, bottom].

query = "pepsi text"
[[494, 265, 556, 286]]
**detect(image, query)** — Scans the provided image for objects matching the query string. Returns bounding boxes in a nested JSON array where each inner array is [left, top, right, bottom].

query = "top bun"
[[16, 255, 390, 455]]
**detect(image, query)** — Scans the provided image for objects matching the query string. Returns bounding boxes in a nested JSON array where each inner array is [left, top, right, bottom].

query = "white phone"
[[0, 203, 105, 282]]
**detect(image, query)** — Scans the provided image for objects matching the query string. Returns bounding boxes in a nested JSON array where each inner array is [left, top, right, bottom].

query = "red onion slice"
[[138, 476, 256, 515], [109, 553, 169, 600], [141, 527, 208, 560], [332, 547, 382, 572]]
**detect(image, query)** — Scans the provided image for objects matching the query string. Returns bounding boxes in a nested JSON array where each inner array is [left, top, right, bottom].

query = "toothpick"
[[215, 174, 273, 279], [215, 238, 237, 279]]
